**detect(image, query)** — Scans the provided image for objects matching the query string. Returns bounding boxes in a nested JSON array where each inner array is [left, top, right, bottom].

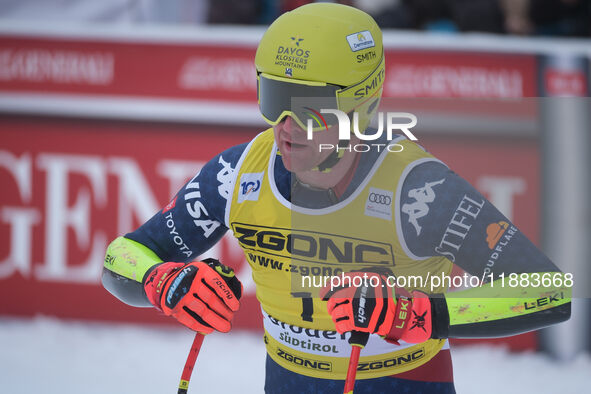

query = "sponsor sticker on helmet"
[[346, 30, 375, 52]]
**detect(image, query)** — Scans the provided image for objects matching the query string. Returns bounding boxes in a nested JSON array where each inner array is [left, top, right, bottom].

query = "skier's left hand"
[[320, 271, 432, 345]]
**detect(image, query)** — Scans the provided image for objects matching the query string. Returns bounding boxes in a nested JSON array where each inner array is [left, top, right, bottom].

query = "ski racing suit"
[[103, 129, 571, 393]]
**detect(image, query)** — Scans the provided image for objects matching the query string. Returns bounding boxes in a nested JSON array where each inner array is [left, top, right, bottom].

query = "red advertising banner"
[[0, 117, 540, 344], [383, 51, 537, 98], [0, 36, 258, 102], [0, 117, 261, 328], [0, 34, 538, 107]]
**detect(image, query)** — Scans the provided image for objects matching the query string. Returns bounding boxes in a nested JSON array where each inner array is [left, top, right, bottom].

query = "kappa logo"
[[216, 155, 235, 201], [346, 30, 375, 52], [365, 187, 393, 220], [238, 172, 264, 203], [401, 179, 445, 235]]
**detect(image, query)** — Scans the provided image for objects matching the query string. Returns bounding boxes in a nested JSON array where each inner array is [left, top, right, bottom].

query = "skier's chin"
[[279, 151, 323, 173]]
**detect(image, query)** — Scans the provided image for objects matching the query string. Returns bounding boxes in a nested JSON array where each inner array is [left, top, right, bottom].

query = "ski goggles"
[[257, 54, 385, 132], [257, 73, 344, 131]]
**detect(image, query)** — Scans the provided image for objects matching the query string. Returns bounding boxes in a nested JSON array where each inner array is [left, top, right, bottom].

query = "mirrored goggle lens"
[[258, 74, 341, 127]]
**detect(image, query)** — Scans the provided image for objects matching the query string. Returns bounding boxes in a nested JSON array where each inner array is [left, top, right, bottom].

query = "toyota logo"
[[369, 192, 392, 205]]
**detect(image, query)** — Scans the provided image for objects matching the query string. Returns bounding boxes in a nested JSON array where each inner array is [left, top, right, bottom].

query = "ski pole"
[[178, 332, 205, 394], [343, 331, 370, 394]]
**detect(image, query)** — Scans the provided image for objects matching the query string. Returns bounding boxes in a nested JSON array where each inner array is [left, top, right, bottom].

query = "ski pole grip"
[[348, 331, 370, 347]]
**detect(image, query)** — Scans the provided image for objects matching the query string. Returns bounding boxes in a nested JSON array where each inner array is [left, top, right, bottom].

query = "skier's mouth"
[[287, 141, 308, 149]]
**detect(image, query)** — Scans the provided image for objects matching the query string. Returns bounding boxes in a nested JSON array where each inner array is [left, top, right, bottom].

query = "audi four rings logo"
[[369, 192, 392, 205]]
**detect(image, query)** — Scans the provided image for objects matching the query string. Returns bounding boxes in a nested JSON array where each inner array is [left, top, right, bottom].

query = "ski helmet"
[[255, 3, 385, 134]]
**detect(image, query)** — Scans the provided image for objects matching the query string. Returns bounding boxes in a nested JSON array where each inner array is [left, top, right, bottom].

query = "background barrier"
[[1, 25, 589, 353]]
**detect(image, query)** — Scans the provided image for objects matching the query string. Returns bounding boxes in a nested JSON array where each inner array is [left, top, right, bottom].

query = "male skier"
[[102, 3, 571, 393]]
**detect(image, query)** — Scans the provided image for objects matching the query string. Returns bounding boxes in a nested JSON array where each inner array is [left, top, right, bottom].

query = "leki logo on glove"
[[155, 273, 167, 295], [306, 110, 418, 153], [394, 298, 410, 329]]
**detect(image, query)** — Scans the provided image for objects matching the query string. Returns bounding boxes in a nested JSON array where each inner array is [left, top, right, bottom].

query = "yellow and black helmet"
[[255, 3, 385, 133]]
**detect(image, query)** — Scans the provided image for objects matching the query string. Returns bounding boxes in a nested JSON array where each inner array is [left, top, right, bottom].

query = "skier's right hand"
[[143, 258, 242, 334]]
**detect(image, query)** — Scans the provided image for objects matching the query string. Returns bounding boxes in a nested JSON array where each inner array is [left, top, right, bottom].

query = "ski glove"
[[321, 271, 432, 345], [144, 258, 242, 334]]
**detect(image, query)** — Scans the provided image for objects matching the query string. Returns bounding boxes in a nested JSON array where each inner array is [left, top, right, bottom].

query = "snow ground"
[[0, 317, 589, 394]]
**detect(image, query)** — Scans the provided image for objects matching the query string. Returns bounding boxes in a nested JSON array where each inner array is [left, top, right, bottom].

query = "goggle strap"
[[316, 140, 348, 173]]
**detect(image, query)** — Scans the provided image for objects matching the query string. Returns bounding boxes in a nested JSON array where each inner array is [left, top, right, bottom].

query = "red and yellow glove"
[[143, 258, 242, 334], [321, 271, 432, 345]]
